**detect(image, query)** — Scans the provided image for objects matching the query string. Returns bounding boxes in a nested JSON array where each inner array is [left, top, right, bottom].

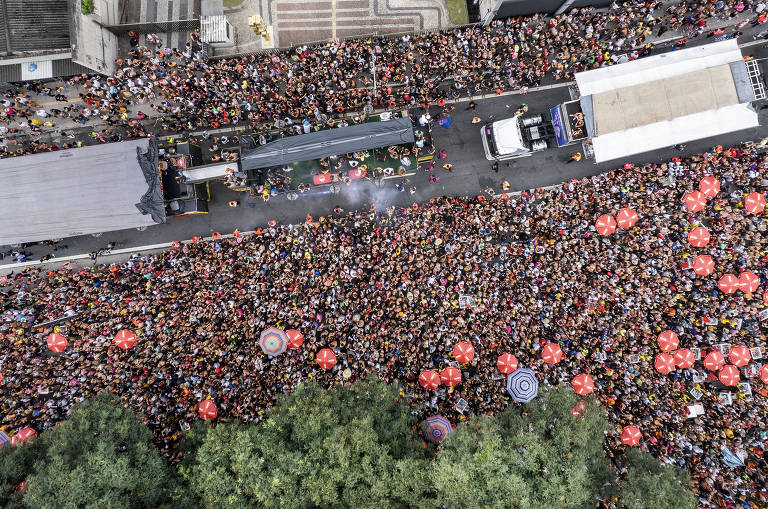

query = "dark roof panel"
[[0, 0, 71, 54]]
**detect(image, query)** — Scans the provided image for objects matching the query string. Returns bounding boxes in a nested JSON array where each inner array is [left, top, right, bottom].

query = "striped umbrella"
[[419, 370, 440, 390], [259, 327, 288, 356], [316, 348, 337, 369], [728, 345, 751, 367], [452, 341, 475, 363], [703, 350, 726, 371], [496, 353, 518, 374], [719, 365, 740, 386], [745, 192, 766, 215], [699, 177, 720, 197], [655, 353, 675, 374], [424, 415, 452, 444], [440, 366, 461, 387], [687, 227, 710, 247], [506, 368, 539, 403], [114, 329, 137, 350], [198, 399, 217, 420], [0, 430, 10, 447], [541, 342, 563, 365], [571, 373, 594, 395], [684, 191, 707, 212], [286, 329, 304, 349], [739, 271, 760, 294], [620, 425, 642, 446], [673, 348, 695, 369], [46, 333, 67, 353], [657, 330, 679, 352], [595, 214, 617, 235], [11, 427, 36, 447], [616, 208, 639, 228], [692, 255, 714, 276]]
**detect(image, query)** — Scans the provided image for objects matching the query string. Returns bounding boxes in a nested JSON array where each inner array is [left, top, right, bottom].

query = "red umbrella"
[[571, 373, 594, 395], [620, 425, 642, 446], [11, 427, 36, 447], [687, 227, 710, 247], [496, 353, 518, 374], [728, 345, 751, 367], [616, 208, 639, 228], [46, 333, 67, 353], [739, 271, 760, 294], [692, 255, 714, 276], [699, 177, 720, 198], [440, 366, 462, 387], [541, 342, 563, 364], [197, 400, 217, 420], [571, 399, 587, 417], [764, 290, 768, 304], [719, 365, 740, 386], [657, 330, 679, 352], [744, 192, 766, 215], [113, 329, 137, 350], [684, 191, 707, 212], [703, 350, 726, 371], [286, 329, 304, 349], [760, 364, 768, 384], [452, 341, 475, 363], [419, 370, 441, 390], [673, 348, 695, 369], [595, 214, 617, 236], [655, 353, 675, 374], [316, 348, 337, 369], [718, 274, 740, 294]]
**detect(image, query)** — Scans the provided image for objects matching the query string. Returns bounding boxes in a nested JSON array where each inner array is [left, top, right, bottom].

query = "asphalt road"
[[4, 42, 768, 269]]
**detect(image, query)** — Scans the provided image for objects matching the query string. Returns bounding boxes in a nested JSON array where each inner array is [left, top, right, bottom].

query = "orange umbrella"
[[719, 365, 740, 386], [197, 400, 217, 420], [452, 341, 475, 363], [571, 399, 587, 417], [687, 227, 710, 247], [419, 370, 441, 390], [496, 353, 518, 374], [440, 366, 462, 387], [620, 425, 642, 446], [760, 364, 768, 384], [655, 353, 675, 374], [673, 348, 695, 369], [11, 427, 36, 447], [699, 177, 720, 198], [541, 342, 563, 364], [703, 350, 726, 371], [286, 329, 304, 349], [316, 348, 337, 369], [718, 274, 740, 294], [692, 255, 714, 276], [616, 208, 639, 228], [657, 330, 679, 352], [744, 192, 766, 215], [684, 191, 707, 212], [728, 345, 751, 367], [739, 271, 760, 294], [571, 373, 594, 395], [595, 214, 617, 236], [46, 333, 68, 353], [113, 329, 137, 350]]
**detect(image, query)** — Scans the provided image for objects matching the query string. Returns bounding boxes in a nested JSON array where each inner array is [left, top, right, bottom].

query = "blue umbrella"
[[0, 430, 9, 446], [506, 368, 539, 403], [424, 415, 452, 444]]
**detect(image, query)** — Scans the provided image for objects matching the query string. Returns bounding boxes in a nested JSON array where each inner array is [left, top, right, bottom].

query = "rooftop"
[[0, 0, 71, 55]]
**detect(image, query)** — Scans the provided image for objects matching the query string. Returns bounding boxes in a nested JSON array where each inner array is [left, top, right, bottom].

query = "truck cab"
[[481, 113, 554, 160]]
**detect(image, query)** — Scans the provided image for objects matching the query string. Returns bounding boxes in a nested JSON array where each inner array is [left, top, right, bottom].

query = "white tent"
[[576, 40, 759, 163]]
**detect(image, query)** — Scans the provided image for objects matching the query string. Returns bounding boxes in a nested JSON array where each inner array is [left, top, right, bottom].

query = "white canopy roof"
[[575, 40, 758, 163]]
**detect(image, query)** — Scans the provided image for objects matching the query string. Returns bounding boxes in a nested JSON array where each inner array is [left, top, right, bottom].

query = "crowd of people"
[[1, 142, 767, 507], [1, 0, 765, 158]]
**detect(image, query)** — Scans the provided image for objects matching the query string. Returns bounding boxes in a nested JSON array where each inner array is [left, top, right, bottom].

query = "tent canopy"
[[240, 117, 415, 170], [0, 139, 165, 246]]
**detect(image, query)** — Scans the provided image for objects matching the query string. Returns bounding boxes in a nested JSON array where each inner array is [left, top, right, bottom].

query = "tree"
[[181, 375, 436, 508], [614, 449, 697, 509], [433, 387, 613, 508], [4, 391, 185, 509]]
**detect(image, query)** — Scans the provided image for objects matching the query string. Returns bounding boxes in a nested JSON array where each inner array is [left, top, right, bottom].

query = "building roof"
[[0, 139, 166, 246], [0, 0, 71, 54], [575, 40, 759, 163]]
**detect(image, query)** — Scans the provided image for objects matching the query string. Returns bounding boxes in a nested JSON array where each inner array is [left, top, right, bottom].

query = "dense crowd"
[[1, 142, 767, 507], [1, 0, 763, 157]]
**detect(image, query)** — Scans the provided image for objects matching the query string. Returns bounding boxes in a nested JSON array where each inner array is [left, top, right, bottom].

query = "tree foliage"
[[0, 391, 184, 509], [614, 448, 697, 509]]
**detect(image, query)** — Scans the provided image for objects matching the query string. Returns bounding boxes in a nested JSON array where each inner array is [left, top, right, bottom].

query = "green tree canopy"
[[614, 448, 697, 509], [0, 391, 184, 509]]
